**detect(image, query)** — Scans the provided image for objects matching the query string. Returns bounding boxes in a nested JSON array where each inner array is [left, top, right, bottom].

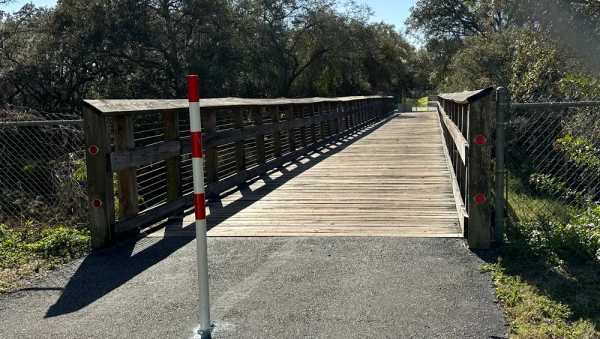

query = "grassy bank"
[[0, 223, 90, 294], [483, 186, 600, 338]]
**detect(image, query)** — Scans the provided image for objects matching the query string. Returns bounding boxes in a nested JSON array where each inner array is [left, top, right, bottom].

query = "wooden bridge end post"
[[113, 114, 139, 220], [467, 93, 493, 249], [83, 106, 115, 249]]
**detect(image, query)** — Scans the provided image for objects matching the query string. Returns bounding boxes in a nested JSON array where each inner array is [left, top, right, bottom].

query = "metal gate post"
[[494, 87, 508, 243]]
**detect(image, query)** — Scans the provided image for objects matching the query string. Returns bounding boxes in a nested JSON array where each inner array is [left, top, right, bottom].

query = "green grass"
[[483, 179, 600, 338], [0, 223, 90, 294], [506, 176, 576, 225]]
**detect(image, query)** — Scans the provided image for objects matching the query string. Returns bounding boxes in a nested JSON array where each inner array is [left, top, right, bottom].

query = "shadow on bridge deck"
[[22, 110, 461, 320], [38, 113, 395, 318], [152, 110, 462, 238], [0, 111, 509, 339]]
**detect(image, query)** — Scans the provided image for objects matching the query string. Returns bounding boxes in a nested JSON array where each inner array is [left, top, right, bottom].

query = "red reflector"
[[474, 194, 486, 204], [89, 145, 99, 155], [92, 199, 103, 208], [474, 135, 486, 145]]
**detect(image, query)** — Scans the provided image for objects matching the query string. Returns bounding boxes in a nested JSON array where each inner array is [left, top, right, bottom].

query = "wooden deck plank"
[[145, 111, 462, 238]]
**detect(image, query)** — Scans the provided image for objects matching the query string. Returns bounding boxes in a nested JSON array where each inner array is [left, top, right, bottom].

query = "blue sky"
[[3, 0, 416, 31]]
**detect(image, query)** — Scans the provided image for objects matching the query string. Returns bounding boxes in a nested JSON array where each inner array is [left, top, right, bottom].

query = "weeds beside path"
[[482, 206, 600, 338], [0, 223, 90, 294]]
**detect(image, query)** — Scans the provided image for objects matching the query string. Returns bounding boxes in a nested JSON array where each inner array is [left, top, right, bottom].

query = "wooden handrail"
[[436, 88, 493, 249], [83, 95, 395, 248]]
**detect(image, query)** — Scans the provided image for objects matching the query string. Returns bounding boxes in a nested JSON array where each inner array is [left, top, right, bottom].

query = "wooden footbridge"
[[83, 88, 494, 250]]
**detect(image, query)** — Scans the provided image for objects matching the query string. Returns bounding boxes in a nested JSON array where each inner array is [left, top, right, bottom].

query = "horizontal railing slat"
[[436, 102, 468, 165], [108, 109, 363, 172]]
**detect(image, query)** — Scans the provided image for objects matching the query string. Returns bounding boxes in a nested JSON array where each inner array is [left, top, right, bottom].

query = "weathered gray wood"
[[438, 87, 494, 104], [114, 193, 190, 235], [201, 113, 393, 198], [203, 108, 219, 183], [320, 103, 326, 141], [271, 106, 282, 157], [436, 105, 468, 236], [83, 95, 394, 116], [113, 115, 139, 220], [109, 108, 366, 172], [89, 97, 398, 247], [287, 105, 296, 152], [253, 106, 266, 164], [109, 141, 180, 172], [163, 111, 182, 201], [154, 111, 462, 239], [233, 107, 245, 172], [466, 94, 493, 249], [83, 107, 115, 249], [310, 104, 317, 144], [436, 102, 468, 165], [299, 105, 308, 147]]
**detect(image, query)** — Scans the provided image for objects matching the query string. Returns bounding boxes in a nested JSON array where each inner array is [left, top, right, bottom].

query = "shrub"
[[29, 227, 90, 261]]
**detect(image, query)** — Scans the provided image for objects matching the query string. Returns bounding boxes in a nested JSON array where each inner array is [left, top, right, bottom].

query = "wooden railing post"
[[253, 106, 266, 164], [83, 106, 115, 249], [299, 105, 308, 148], [333, 102, 339, 135], [163, 110, 182, 202], [271, 106, 282, 157], [310, 104, 317, 144], [113, 115, 139, 220], [233, 107, 245, 172], [203, 108, 219, 183], [287, 105, 296, 151], [320, 103, 326, 140], [467, 94, 493, 249]]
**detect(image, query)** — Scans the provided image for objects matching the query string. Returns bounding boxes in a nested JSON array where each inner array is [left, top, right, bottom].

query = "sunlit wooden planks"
[[148, 111, 462, 238]]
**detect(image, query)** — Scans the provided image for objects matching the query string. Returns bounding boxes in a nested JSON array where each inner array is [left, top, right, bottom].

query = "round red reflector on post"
[[92, 199, 103, 208], [474, 194, 486, 204], [474, 135, 486, 145], [89, 145, 99, 155]]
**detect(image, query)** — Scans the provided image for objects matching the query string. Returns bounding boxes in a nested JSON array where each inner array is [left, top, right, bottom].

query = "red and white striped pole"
[[187, 75, 211, 338]]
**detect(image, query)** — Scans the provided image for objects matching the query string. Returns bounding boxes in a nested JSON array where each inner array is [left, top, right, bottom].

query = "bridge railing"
[[82, 96, 395, 248], [435, 88, 493, 249]]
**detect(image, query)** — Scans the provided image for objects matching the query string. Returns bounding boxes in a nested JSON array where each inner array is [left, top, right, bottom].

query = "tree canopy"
[[407, 0, 600, 100], [0, 0, 423, 114]]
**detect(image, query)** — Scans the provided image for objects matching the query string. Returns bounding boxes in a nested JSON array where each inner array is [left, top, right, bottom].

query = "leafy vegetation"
[[407, 1, 600, 337], [0, 0, 425, 113], [0, 223, 90, 293], [482, 205, 600, 338]]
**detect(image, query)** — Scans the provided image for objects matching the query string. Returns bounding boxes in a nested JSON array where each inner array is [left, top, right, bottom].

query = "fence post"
[[83, 106, 115, 249], [495, 87, 508, 244], [163, 111, 182, 202], [467, 93, 493, 249]]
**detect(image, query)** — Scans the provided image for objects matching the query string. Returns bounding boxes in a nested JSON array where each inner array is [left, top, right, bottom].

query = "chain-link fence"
[[505, 101, 600, 228], [0, 106, 87, 229]]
